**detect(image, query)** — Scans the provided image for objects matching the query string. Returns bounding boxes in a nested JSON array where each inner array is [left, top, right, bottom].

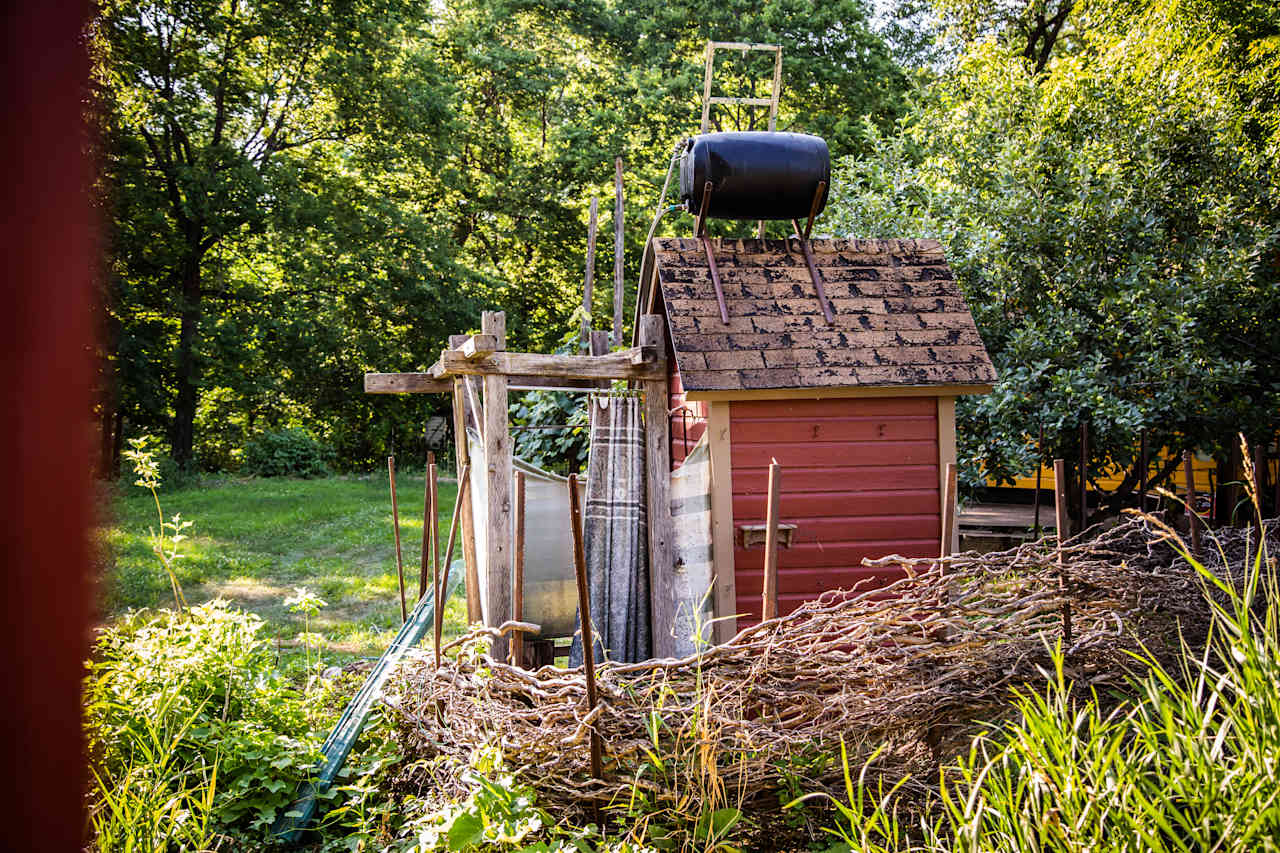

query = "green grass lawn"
[[99, 472, 470, 658]]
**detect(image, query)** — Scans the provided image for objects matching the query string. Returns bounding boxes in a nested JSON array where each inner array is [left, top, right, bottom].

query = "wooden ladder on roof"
[[699, 41, 783, 134]]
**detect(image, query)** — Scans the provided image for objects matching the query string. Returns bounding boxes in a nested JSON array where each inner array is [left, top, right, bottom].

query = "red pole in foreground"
[[761, 460, 781, 621]]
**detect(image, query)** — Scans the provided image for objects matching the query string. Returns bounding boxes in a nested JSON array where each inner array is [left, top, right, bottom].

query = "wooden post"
[[1053, 458, 1073, 646], [1139, 429, 1148, 513], [511, 470, 526, 668], [612, 157, 625, 348], [1054, 458, 1069, 543], [421, 461, 439, 600], [1252, 437, 1264, 539], [1079, 422, 1089, 532], [581, 196, 599, 346], [568, 473, 603, 781], [419, 451, 435, 601], [1032, 422, 1044, 538], [450, 334, 482, 625], [436, 463, 470, 669], [1184, 449, 1200, 555], [761, 459, 781, 621], [639, 314, 676, 658], [482, 311, 512, 662], [939, 462, 958, 559], [388, 456, 407, 623]]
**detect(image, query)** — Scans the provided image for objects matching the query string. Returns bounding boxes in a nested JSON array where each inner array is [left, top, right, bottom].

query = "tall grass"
[[808, 460, 1280, 852]]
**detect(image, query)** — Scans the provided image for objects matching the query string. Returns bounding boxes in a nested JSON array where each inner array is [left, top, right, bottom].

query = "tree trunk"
[[170, 249, 203, 469]]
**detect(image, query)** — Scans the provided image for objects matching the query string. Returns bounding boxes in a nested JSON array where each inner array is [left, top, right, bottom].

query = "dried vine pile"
[[385, 515, 1274, 838]]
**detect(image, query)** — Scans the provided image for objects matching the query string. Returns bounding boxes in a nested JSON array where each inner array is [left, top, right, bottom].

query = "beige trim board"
[[685, 384, 993, 403], [707, 400, 738, 644], [937, 396, 958, 554]]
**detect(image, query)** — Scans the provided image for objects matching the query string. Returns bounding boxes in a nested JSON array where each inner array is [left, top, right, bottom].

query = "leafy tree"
[[92, 0, 457, 467], [825, 0, 1279, 521]]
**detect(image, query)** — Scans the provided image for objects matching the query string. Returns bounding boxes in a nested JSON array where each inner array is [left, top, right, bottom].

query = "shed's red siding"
[[668, 358, 706, 470], [729, 397, 940, 624]]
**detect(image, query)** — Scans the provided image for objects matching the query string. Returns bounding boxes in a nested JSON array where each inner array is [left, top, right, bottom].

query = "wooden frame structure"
[[365, 311, 678, 658]]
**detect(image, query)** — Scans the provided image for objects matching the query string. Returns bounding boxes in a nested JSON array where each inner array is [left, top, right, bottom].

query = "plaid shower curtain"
[[569, 394, 651, 665]]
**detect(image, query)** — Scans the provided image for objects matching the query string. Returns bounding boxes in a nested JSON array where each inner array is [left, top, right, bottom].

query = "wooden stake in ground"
[[612, 158, 625, 348], [762, 459, 781, 621], [419, 452, 435, 601], [431, 462, 442, 607], [568, 473, 603, 782], [940, 462, 958, 560], [511, 470, 527, 667], [1185, 449, 1201, 555], [388, 456, 407, 623], [1053, 458, 1073, 645], [581, 196, 599, 346], [435, 462, 471, 670], [421, 460, 439, 600], [1032, 422, 1044, 538], [1079, 422, 1089, 531], [1139, 429, 1149, 513]]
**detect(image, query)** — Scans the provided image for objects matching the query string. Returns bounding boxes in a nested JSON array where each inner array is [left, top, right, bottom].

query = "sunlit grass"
[[99, 473, 469, 659]]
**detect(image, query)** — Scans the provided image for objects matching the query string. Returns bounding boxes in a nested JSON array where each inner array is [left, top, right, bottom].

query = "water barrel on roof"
[[679, 131, 830, 221]]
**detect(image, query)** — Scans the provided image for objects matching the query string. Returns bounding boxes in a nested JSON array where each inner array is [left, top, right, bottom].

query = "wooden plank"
[[939, 462, 957, 559], [937, 396, 958, 555], [482, 311, 512, 662], [612, 157, 625, 348], [460, 334, 498, 360], [450, 335, 482, 625], [365, 373, 453, 394], [433, 348, 664, 381], [582, 196, 598, 345], [455, 380, 482, 623], [685, 384, 993, 402], [1054, 458, 1069, 542], [707, 400, 738, 643], [639, 314, 676, 658], [761, 459, 781, 620]]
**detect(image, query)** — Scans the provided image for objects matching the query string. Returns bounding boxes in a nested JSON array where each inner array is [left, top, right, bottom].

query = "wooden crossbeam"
[[364, 373, 603, 394], [430, 348, 663, 382]]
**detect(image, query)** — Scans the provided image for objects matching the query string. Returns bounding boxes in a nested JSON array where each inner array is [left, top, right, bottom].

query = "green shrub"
[[243, 428, 332, 478], [85, 602, 322, 839]]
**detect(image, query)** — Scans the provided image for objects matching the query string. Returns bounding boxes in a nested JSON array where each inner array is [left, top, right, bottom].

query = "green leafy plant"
[[86, 602, 323, 839], [121, 436, 192, 610], [243, 428, 333, 478], [285, 586, 329, 685]]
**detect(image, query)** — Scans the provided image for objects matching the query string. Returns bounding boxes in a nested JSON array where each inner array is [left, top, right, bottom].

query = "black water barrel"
[[679, 131, 830, 221]]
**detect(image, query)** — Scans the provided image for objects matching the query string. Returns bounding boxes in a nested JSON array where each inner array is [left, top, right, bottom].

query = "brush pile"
[[384, 515, 1274, 840]]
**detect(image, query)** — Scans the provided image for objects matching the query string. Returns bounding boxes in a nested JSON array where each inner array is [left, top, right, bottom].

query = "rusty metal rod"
[[388, 456, 407, 624], [791, 218, 835, 325]]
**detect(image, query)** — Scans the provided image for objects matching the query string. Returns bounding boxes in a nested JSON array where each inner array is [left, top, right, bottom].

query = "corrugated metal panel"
[[729, 397, 939, 624]]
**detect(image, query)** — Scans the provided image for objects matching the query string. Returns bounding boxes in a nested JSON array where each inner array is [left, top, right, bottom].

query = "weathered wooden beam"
[[450, 338, 482, 626], [432, 348, 663, 382], [460, 333, 498, 360], [364, 373, 453, 394], [367, 371, 599, 393], [640, 315, 675, 657], [482, 311, 512, 663]]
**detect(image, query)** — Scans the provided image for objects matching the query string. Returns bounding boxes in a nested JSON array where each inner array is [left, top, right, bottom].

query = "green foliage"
[[243, 428, 333, 478], [824, 0, 1280, 512], [85, 602, 323, 838], [94, 0, 908, 473]]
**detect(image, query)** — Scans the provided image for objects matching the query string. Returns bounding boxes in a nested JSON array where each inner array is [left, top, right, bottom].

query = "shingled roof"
[[650, 237, 997, 393]]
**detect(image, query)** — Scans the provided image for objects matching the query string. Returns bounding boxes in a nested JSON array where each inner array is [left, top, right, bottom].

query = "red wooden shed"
[[641, 236, 997, 642]]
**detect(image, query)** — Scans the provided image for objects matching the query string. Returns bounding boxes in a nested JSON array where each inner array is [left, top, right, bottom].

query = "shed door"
[[728, 397, 940, 625]]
